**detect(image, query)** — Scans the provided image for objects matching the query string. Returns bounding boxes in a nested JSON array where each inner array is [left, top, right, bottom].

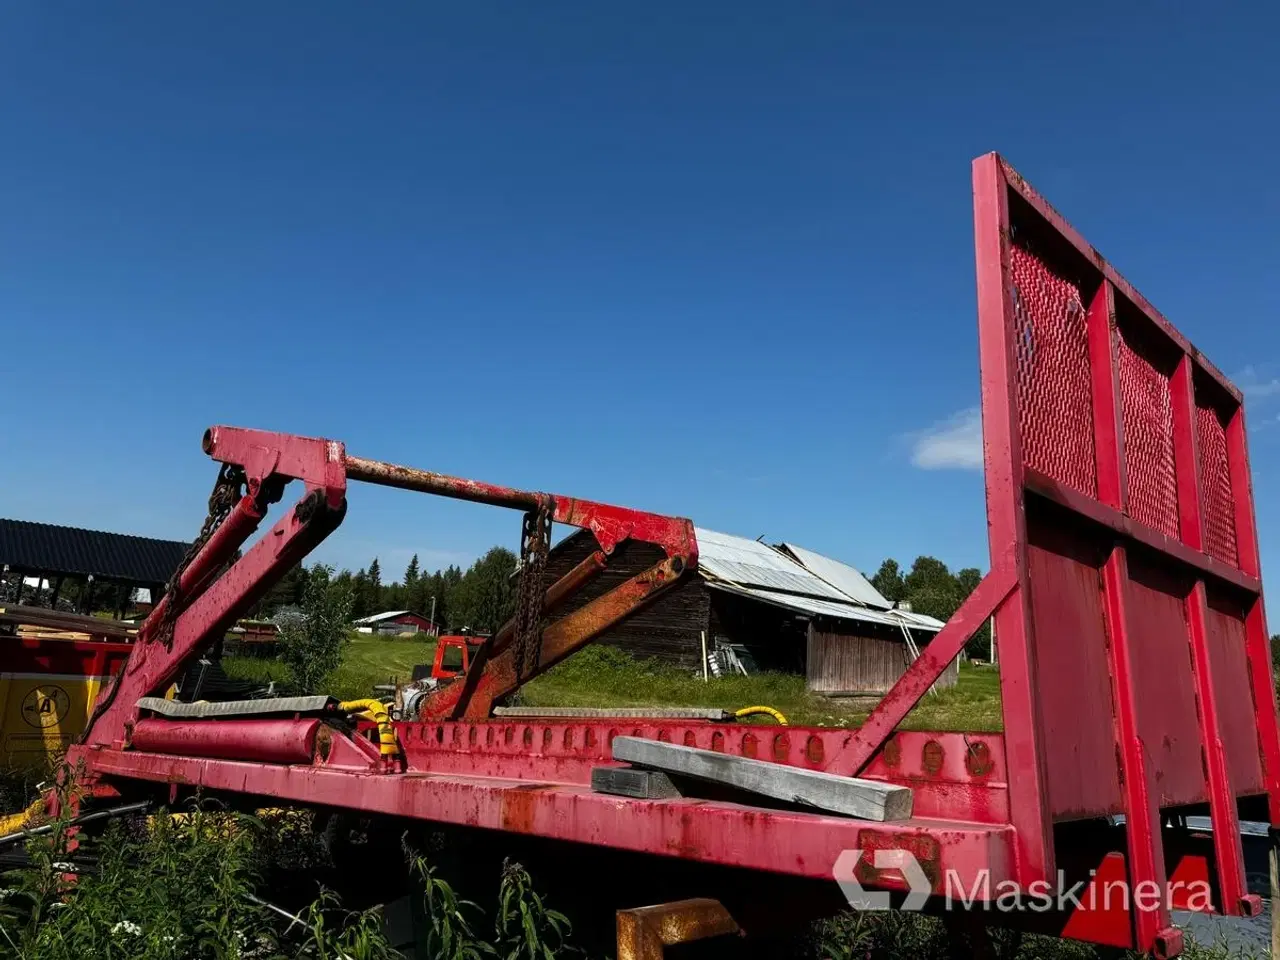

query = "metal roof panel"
[[705, 581, 942, 632], [777, 543, 893, 610], [693, 528, 852, 602]]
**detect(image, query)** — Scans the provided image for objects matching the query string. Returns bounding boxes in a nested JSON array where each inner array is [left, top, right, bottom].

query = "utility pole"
[[429, 596, 437, 634]]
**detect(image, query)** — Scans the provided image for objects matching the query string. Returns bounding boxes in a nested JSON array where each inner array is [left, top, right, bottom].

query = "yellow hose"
[[338, 699, 399, 757], [735, 705, 788, 725], [0, 799, 45, 840]]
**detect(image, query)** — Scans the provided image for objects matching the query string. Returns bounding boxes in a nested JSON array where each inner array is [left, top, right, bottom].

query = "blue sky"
[[3, 4, 1279, 605]]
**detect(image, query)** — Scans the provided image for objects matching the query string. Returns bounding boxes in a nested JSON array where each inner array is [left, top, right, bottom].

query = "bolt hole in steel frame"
[[61, 154, 1278, 959]]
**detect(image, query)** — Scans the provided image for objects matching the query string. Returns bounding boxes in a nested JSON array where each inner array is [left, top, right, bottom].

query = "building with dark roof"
[[0, 518, 189, 616]]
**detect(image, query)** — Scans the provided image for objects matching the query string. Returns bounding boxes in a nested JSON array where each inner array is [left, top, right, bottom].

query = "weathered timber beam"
[[611, 736, 912, 821]]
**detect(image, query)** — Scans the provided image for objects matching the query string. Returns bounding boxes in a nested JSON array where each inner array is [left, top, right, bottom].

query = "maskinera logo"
[[833, 850, 1214, 914], [833, 849, 930, 912]]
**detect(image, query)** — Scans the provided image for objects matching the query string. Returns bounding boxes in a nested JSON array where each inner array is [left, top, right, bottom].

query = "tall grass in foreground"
[[0, 805, 394, 960], [0, 790, 1261, 959]]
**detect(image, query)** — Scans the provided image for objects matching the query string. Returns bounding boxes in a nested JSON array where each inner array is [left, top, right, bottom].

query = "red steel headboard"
[[973, 153, 1279, 944]]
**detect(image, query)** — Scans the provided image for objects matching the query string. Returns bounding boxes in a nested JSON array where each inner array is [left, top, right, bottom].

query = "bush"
[[277, 565, 355, 694], [0, 803, 395, 959]]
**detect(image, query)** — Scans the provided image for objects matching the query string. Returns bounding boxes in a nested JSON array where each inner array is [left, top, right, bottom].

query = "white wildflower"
[[111, 920, 142, 937]]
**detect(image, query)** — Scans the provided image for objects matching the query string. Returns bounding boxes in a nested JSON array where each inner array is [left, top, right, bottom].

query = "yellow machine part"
[[0, 673, 105, 771]]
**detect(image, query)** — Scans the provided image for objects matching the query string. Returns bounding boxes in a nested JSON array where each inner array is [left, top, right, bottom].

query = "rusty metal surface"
[[84, 745, 1018, 887], [345, 454, 544, 510], [423, 557, 689, 721], [396, 723, 1008, 822], [616, 899, 738, 960], [430, 549, 607, 720], [345, 455, 698, 561]]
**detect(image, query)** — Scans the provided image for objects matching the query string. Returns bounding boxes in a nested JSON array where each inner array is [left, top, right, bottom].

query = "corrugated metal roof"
[[705, 581, 943, 632], [0, 518, 189, 585], [353, 610, 412, 624], [776, 543, 893, 610], [693, 528, 852, 602]]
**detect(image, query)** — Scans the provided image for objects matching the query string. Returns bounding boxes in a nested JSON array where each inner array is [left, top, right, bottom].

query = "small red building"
[[353, 610, 438, 636]]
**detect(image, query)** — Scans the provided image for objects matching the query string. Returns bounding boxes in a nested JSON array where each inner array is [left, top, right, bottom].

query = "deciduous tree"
[[276, 565, 354, 694]]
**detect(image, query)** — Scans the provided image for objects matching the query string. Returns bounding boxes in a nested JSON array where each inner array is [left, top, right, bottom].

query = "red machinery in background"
[[430, 635, 485, 682], [62, 155, 1278, 958]]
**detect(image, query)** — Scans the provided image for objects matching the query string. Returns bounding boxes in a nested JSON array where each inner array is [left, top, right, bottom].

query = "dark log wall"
[[541, 531, 709, 668], [806, 622, 960, 695]]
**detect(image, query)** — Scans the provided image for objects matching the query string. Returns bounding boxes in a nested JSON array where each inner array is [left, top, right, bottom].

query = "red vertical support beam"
[[1088, 281, 1178, 952], [1172, 357, 1254, 916], [1087, 282, 1124, 510], [1101, 551, 1179, 955], [972, 154, 1053, 886], [1225, 410, 1280, 822]]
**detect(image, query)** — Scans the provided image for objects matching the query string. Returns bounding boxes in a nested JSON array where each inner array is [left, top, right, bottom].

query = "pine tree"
[[350, 568, 370, 619], [404, 555, 420, 587], [367, 558, 383, 612], [449, 548, 518, 633]]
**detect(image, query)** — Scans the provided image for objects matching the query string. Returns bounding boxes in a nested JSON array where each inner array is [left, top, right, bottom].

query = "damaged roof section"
[[775, 542, 893, 610], [693, 527, 944, 633]]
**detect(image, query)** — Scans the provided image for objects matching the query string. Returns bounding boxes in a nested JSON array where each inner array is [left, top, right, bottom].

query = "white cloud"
[[1235, 366, 1280, 399], [909, 407, 984, 471]]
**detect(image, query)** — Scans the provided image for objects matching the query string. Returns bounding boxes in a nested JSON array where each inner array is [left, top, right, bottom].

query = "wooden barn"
[[541, 528, 955, 696]]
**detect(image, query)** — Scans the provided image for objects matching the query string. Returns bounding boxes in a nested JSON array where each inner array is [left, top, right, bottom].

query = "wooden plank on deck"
[[611, 736, 912, 821]]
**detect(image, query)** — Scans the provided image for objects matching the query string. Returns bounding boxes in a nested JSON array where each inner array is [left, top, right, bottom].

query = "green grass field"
[[224, 631, 437, 701], [518, 646, 1003, 730], [227, 634, 1003, 730]]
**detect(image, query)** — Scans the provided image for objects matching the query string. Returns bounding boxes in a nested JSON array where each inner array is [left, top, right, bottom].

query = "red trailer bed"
[[63, 154, 1278, 958]]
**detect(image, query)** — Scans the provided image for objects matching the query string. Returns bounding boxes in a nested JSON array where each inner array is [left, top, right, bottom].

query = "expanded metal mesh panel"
[[1196, 402, 1238, 565], [1009, 239, 1096, 498], [1117, 328, 1179, 538]]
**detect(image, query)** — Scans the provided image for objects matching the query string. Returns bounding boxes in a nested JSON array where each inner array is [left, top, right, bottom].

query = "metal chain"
[[83, 463, 246, 731], [154, 463, 245, 650], [512, 500, 553, 683]]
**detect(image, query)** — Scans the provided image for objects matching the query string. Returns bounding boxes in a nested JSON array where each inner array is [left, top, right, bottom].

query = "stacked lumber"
[[0, 604, 136, 642]]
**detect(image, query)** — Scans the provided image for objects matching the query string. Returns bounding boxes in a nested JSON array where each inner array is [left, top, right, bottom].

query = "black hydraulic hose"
[[0, 800, 153, 847]]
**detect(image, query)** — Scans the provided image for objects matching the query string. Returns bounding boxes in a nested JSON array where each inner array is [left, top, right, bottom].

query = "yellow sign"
[[1, 674, 102, 771], [21, 686, 71, 729]]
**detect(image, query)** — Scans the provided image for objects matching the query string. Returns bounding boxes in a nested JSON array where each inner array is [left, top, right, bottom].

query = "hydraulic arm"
[[77, 426, 697, 752]]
